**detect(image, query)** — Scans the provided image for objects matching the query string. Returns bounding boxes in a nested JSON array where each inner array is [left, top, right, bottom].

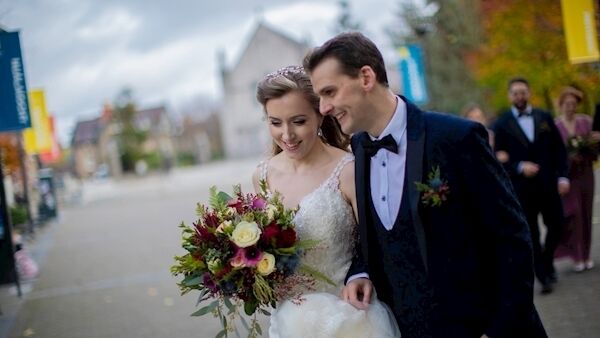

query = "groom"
[[303, 32, 547, 338]]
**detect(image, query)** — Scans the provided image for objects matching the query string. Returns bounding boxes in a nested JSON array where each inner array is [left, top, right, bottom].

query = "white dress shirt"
[[511, 105, 534, 142], [346, 96, 407, 285], [369, 97, 407, 230]]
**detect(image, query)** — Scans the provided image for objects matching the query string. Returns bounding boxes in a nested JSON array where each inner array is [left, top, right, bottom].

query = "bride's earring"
[[317, 127, 323, 137]]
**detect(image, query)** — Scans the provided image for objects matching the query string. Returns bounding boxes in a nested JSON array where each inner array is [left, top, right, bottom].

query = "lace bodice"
[[259, 154, 357, 294]]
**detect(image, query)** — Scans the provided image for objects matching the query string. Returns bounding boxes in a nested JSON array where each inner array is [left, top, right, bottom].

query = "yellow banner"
[[561, 0, 600, 64], [23, 89, 53, 154]]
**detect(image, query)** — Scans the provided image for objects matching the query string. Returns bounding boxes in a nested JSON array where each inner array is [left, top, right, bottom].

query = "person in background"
[[462, 104, 495, 147], [461, 103, 510, 163], [493, 77, 569, 294], [554, 86, 599, 272]]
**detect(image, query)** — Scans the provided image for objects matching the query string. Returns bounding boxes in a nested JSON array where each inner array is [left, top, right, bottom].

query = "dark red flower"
[[203, 213, 220, 228], [215, 264, 233, 279], [194, 222, 217, 243], [261, 222, 280, 246], [277, 228, 297, 248]]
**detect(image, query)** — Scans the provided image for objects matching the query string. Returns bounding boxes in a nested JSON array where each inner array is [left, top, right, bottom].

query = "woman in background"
[[554, 86, 598, 272]]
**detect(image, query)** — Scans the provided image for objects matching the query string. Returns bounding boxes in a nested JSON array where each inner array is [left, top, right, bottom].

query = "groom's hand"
[[342, 278, 372, 310]]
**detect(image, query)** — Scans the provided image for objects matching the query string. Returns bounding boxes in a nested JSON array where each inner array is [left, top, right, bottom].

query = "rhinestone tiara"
[[264, 65, 305, 80]]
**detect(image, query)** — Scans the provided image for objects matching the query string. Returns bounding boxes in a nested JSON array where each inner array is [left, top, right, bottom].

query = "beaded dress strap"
[[324, 153, 354, 189]]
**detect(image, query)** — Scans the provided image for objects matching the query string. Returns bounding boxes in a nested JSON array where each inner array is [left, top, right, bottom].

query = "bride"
[[252, 65, 400, 338]]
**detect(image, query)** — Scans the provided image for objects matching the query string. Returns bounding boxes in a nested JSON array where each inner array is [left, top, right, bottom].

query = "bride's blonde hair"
[[256, 65, 349, 155]]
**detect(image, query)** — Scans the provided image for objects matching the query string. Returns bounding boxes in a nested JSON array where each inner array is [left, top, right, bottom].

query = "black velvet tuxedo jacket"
[[493, 108, 568, 196], [346, 98, 546, 338]]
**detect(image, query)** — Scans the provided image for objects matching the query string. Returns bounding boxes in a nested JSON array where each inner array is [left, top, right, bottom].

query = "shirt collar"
[[369, 96, 406, 146], [511, 105, 532, 118]]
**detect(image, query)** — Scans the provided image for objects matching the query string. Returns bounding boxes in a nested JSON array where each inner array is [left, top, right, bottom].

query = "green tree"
[[475, 0, 600, 115], [333, 0, 361, 34], [113, 88, 147, 172], [390, 0, 483, 114]]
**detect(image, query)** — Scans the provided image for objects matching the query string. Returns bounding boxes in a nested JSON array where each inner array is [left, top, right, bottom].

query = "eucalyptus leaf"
[[215, 329, 227, 338], [196, 289, 209, 306], [223, 297, 235, 312], [183, 275, 202, 287], [255, 323, 262, 335], [217, 191, 233, 203], [299, 264, 336, 286], [295, 239, 320, 249], [191, 300, 218, 316]]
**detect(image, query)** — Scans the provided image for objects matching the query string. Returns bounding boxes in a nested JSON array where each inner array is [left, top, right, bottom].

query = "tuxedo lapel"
[[404, 98, 429, 272], [507, 114, 532, 147], [533, 110, 543, 142], [352, 133, 371, 264]]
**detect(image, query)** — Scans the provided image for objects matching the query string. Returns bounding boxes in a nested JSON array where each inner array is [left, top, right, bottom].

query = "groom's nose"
[[319, 99, 333, 116]]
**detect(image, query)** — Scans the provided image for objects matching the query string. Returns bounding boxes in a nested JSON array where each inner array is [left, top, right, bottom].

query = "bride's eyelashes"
[[268, 118, 307, 127], [292, 119, 307, 125]]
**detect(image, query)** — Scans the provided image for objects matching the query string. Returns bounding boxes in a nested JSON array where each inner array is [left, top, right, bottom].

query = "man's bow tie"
[[518, 110, 531, 117], [362, 134, 398, 157]]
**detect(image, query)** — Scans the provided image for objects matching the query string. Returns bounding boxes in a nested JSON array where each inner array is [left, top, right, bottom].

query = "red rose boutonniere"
[[415, 166, 450, 207]]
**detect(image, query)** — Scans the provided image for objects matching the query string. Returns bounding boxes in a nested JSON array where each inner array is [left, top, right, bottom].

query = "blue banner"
[[397, 44, 428, 105], [0, 31, 31, 132]]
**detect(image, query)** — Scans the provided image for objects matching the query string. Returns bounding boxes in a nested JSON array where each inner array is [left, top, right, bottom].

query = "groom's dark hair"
[[303, 32, 389, 87]]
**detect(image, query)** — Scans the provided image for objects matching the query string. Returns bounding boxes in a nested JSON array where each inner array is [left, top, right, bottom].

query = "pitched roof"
[[71, 117, 103, 146], [230, 21, 308, 73], [135, 106, 167, 125]]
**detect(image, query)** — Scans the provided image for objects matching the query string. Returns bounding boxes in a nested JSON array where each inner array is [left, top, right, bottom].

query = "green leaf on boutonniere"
[[415, 165, 450, 207]]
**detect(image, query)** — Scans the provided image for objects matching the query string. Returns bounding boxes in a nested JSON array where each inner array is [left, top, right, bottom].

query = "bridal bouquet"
[[567, 135, 598, 162], [171, 182, 330, 338]]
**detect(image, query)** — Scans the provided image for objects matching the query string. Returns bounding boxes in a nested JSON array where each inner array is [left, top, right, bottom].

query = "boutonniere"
[[539, 121, 551, 132], [415, 166, 450, 207]]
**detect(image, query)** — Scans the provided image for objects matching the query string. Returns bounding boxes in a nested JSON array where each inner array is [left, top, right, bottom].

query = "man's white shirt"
[[347, 96, 407, 284]]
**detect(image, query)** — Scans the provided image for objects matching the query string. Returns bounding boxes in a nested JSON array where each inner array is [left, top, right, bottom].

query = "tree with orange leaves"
[[475, 0, 600, 115], [0, 133, 21, 175]]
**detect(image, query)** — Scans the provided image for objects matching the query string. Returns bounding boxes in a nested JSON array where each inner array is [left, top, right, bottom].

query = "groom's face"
[[310, 58, 370, 135]]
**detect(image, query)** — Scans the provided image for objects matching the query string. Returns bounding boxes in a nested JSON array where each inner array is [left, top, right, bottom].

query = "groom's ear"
[[358, 65, 376, 92]]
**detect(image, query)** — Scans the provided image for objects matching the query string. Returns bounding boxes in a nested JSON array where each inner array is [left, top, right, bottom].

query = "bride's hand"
[[342, 278, 372, 310]]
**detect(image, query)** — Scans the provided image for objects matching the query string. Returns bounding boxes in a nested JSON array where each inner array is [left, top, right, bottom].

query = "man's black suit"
[[346, 98, 546, 338], [493, 109, 568, 284]]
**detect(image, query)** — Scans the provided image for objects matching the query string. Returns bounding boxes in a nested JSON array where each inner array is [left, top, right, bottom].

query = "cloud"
[[1, 0, 401, 145], [75, 7, 141, 40]]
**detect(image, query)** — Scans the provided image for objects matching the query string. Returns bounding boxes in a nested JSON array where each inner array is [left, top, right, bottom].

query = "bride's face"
[[265, 90, 323, 160]]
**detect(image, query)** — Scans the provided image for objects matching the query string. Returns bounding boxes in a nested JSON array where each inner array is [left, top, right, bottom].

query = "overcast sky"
[[1, 0, 422, 145]]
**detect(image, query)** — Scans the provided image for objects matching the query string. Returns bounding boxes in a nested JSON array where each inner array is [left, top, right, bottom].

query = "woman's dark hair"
[[256, 66, 349, 155]]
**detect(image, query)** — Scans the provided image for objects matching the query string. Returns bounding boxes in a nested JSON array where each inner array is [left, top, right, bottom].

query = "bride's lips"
[[282, 141, 301, 152]]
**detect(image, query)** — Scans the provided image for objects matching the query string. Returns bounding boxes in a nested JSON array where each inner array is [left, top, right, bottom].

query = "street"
[[1, 159, 599, 337]]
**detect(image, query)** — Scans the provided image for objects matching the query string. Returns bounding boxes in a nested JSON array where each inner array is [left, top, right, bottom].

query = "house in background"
[[134, 106, 177, 167], [70, 104, 177, 178], [174, 113, 223, 165], [219, 22, 309, 159], [70, 104, 121, 179]]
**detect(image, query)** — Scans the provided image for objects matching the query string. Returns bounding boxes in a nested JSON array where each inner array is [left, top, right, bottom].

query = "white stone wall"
[[220, 24, 308, 159]]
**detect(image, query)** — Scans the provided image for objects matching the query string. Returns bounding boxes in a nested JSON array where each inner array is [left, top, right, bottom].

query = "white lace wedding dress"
[[259, 154, 400, 338]]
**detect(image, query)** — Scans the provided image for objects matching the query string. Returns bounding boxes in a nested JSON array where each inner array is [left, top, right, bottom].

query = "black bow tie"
[[518, 110, 531, 117], [362, 134, 398, 157]]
